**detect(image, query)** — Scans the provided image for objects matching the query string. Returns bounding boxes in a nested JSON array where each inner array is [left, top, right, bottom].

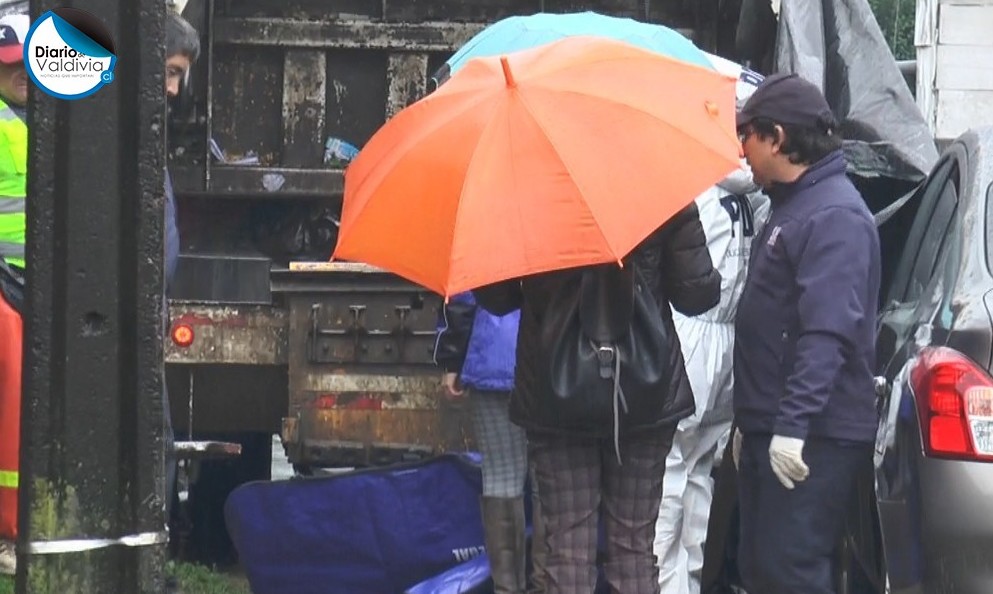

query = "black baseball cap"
[[736, 73, 836, 131]]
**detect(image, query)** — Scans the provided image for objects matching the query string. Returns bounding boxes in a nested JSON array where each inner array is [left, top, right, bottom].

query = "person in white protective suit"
[[654, 54, 769, 594]]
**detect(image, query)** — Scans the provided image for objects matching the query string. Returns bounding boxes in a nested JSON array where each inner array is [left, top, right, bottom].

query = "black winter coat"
[[475, 202, 721, 437]]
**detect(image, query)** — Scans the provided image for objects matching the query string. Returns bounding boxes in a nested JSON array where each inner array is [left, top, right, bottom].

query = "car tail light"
[[171, 323, 195, 348], [910, 346, 993, 461]]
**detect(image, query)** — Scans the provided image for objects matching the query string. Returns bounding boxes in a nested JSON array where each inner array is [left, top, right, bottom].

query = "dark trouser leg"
[[528, 463, 549, 594], [482, 496, 527, 593], [736, 433, 760, 591], [528, 433, 601, 594], [737, 433, 871, 594], [601, 427, 676, 594]]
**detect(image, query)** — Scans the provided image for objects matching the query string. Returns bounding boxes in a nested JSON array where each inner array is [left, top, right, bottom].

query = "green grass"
[[0, 562, 251, 594], [168, 561, 252, 594]]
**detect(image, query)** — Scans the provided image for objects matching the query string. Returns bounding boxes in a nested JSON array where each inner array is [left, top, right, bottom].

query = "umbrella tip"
[[500, 56, 516, 88]]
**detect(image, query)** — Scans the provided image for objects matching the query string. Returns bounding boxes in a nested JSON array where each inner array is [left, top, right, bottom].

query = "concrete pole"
[[18, 0, 168, 591]]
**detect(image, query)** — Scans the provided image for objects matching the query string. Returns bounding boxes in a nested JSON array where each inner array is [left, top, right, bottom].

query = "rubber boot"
[[527, 490, 549, 594], [481, 496, 526, 594]]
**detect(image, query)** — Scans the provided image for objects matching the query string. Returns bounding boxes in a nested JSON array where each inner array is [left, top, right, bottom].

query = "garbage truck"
[[164, 0, 938, 568], [163, 0, 745, 562]]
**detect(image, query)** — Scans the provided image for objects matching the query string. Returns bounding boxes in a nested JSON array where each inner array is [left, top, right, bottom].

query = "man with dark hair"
[[731, 73, 881, 594], [166, 11, 200, 99], [164, 11, 198, 293]]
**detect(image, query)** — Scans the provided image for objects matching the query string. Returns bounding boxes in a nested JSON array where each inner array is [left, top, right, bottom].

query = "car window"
[[933, 212, 963, 331], [888, 160, 957, 303], [904, 177, 959, 302]]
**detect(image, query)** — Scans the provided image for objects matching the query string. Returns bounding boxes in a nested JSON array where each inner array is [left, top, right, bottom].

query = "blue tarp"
[[225, 453, 488, 594], [404, 554, 493, 594]]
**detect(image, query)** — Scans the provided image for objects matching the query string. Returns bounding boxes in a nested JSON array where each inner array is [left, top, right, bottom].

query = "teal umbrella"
[[442, 11, 713, 79]]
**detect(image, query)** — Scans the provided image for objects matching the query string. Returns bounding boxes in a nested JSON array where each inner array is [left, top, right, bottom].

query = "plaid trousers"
[[470, 390, 528, 498], [528, 426, 677, 594]]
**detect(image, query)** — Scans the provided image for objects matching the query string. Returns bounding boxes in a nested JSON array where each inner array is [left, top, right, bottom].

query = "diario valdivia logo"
[[24, 8, 117, 100]]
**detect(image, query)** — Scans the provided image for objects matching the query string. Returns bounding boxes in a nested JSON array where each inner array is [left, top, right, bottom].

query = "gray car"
[[840, 126, 993, 594]]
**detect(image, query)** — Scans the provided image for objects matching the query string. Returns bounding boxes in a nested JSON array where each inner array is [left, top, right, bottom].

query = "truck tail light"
[[911, 346, 993, 461], [171, 323, 195, 348]]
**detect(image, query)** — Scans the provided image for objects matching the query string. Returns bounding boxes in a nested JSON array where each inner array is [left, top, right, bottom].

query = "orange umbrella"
[[334, 36, 741, 297]]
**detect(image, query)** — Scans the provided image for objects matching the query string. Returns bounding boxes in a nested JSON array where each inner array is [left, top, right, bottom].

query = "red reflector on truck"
[[171, 324, 195, 348]]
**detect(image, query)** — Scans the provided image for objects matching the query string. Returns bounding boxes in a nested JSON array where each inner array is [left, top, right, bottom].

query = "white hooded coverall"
[[655, 55, 769, 594]]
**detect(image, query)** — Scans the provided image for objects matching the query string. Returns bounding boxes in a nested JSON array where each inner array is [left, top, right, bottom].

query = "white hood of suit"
[[718, 161, 761, 196], [702, 52, 764, 200]]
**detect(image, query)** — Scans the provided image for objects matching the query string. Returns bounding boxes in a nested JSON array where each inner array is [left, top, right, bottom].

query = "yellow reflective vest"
[[0, 97, 26, 269]]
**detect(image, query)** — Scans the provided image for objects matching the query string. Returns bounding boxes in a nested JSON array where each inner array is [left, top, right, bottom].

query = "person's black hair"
[[750, 116, 842, 165], [166, 12, 200, 62]]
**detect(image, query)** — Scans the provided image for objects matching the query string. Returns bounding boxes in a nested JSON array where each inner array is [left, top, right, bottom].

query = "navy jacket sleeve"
[[433, 292, 476, 374], [776, 206, 876, 439], [164, 169, 180, 293]]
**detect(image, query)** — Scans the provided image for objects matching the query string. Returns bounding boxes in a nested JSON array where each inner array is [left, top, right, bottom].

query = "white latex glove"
[[732, 429, 743, 470], [769, 435, 809, 489]]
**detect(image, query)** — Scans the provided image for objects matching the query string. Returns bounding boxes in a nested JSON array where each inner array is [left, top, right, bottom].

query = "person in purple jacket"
[[732, 73, 881, 594], [434, 293, 535, 594]]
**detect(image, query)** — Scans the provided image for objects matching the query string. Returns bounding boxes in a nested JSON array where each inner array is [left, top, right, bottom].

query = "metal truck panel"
[[170, 253, 272, 303], [171, 0, 693, 197], [278, 267, 440, 368], [280, 267, 464, 467], [213, 17, 486, 51], [166, 304, 288, 364], [283, 395, 473, 468]]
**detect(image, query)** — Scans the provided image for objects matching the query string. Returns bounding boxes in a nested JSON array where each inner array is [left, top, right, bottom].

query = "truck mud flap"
[[284, 389, 473, 468]]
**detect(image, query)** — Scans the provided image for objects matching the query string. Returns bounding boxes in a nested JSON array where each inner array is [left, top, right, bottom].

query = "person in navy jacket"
[[732, 73, 881, 594], [162, 13, 200, 593], [434, 292, 533, 593]]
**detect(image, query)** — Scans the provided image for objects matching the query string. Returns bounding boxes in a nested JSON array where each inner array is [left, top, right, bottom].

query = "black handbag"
[[538, 263, 671, 460]]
